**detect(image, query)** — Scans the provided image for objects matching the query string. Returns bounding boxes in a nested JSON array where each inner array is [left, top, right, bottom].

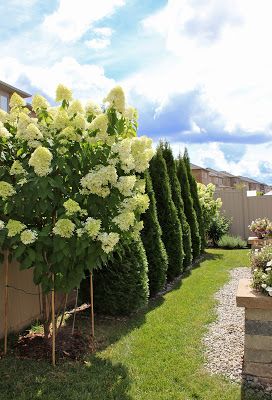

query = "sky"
[[1, 0, 272, 183]]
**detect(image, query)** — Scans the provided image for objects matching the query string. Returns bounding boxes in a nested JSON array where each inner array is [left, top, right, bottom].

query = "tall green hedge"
[[160, 142, 192, 269], [92, 239, 149, 316], [141, 172, 168, 296], [149, 148, 184, 280], [176, 155, 201, 259], [183, 149, 205, 251]]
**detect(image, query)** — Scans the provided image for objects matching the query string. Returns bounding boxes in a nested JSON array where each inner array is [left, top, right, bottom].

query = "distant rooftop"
[[190, 163, 207, 170], [0, 80, 31, 98]]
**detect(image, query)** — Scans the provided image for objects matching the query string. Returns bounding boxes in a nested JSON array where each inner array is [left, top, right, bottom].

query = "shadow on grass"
[[0, 354, 132, 400]]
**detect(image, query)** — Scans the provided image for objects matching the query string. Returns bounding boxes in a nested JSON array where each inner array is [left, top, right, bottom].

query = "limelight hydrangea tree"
[[0, 84, 153, 301]]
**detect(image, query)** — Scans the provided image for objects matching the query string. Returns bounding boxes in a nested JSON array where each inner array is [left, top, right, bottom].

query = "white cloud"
[[0, 56, 115, 103], [42, 0, 125, 42], [93, 27, 113, 37], [85, 38, 111, 49], [123, 0, 272, 134], [170, 141, 272, 184]]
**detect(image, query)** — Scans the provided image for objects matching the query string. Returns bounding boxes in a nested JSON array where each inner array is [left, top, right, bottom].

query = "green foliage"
[[207, 215, 231, 247], [149, 149, 184, 280], [176, 155, 201, 259], [197, 183, 222, 231], [141, 172, 168, 296], [160, 142, 192, 269], [217, 235, 247, 249], [250, 244, 272, 270], [183, 149, 205, 251], [0, 87, 153, 294], [93, 239, 149, 315]]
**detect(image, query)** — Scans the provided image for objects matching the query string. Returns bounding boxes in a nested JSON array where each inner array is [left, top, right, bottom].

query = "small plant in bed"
[[217, 235, 247, 249]]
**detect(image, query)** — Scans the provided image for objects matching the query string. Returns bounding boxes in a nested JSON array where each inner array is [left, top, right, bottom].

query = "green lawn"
[[0, 249, 257, 400]]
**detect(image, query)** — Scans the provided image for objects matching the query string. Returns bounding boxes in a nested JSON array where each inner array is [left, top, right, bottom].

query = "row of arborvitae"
[[92, 141, 205, 315]]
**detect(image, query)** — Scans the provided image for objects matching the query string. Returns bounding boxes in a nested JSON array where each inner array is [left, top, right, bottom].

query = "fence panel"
[[214, 189, 246, 237], [0, 261, 41, 338], [0, 261, 77, 339], [215, 189, 272, 239]]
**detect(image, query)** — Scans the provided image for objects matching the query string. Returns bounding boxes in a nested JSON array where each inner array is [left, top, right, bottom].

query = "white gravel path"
[[203, 267, 251, 382]]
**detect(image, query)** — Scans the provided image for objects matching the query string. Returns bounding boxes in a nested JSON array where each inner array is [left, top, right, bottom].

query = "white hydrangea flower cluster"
[[55, 84, 73, 102], [28, 146, 53, 176], [9, 93, 25, 108], [80, 165, 118, 197], [63, 199, 81, 215], [131, 136, 154, 173], [114, 175, 136, 197], [0, 181, 16, 200], [104, 86, 125, 114], [120, 194, 150, 214], [85, 101, 102, 116], [72, 114, 86, 130], [0, 220, 5, 230], [6, 219, 26, 237], [0, 109, 8, 123], [98, 232, 120, 254], [124, 106, 137, 121], [89, 114, 108, 142], [111, 136, 154, 173], [32, 94, 49, 112], [20, 229, 38, 245], [68, 100, 84, 116], [0, 122, 11, 139], [113, 211, 135, 231], [84, 217, 101, 238], [53, 109, 70, 130], [10, 160, 26, 176], [53, 219, 75, 238]]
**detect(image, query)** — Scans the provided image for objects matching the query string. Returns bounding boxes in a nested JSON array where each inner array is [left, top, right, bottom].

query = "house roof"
[[238, 176, 263, 184], [219, 170, 238, 178], [190, 163, 207, 170], [0, 80, 31, 98], [206, 168, 225, 178]]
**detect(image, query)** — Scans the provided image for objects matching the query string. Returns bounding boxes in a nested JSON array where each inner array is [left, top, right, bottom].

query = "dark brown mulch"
[[12, 329, 95, 361]]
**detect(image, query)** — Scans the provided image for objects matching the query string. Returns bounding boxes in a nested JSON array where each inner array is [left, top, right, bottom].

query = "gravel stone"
[[203, 267, 251, 383]]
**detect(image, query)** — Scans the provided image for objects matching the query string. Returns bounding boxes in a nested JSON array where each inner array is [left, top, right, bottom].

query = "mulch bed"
[[10, 329, 95, 362]]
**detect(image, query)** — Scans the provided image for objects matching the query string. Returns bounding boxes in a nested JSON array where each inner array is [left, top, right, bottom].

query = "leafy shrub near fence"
[[218, 235, 247, 249], [207, 215, 231, 247]]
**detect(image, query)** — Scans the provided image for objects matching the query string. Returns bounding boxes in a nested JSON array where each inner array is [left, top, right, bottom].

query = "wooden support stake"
[[51, 275, 56, 366], [4, 250, 9, 355], [90, 272, 94, 338], [71, 288, 79, 336]]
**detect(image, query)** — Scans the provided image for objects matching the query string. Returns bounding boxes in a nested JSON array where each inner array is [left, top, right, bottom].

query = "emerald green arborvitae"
[[183, 148, 206, 252], [160, 142, 192, 269], [149, 148, 184, 280], [176, 155, 201, 259], [93, 239, 149, 316], [141, 172, 168, 296]]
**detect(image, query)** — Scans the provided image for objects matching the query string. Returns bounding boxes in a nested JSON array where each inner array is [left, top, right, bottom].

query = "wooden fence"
[[0, 260, 76, 339], [214, 189, 272, 239]]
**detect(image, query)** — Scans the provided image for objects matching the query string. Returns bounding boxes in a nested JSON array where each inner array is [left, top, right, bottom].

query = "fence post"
[[242, 189, 249, 240]]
